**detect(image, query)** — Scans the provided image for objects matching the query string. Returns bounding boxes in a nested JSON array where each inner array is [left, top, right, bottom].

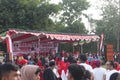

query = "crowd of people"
[[0, 52, 120, 80]]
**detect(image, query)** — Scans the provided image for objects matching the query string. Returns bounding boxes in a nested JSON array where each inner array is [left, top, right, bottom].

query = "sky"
[[50, 0, 103, 32], [50, 0, 103, 19]]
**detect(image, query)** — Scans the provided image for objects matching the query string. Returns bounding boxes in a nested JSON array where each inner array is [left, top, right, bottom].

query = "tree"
[[0, 0, 60, 31], [93, 0, 120, 51], [58, 0, 89, 33]]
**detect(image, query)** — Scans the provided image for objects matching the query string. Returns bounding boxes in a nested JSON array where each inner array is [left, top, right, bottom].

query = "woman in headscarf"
[[20, 65, 41, 80]]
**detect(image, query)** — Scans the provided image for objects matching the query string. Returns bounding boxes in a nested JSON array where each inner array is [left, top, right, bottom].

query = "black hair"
[[34, 58, 38, 63], [49, 60, 55, 67], [70, 59, 77, 64], [43, 68, 57, 80], [0, 63, 19, 80], [110, 72, 119, 80], [79, 54, 87, 62], [109, 60, 115, 68], [80, 65, 91, 80], [84, 70, 91, 80], [68, 63, 84, 80]]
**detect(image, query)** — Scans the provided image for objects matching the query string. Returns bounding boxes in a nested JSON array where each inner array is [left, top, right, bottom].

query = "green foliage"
[[58, 42, 97, 53], [0, 0, 89, 34], [94, 0, 120, 51], [0, 0, 60, 31], [59, 0, 89, 33], [58, 43, 73, 52], [0, 0, 94, 52], [64, 21, 88, 33]]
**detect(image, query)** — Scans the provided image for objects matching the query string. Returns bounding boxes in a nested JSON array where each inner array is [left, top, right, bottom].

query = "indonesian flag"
[[6, 32, 13, 60], [99, 33, 104, 52]]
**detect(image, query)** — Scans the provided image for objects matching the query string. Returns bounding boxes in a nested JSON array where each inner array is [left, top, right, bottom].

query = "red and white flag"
[[6, 31, 13, 60], [99, 33, 104, 52]]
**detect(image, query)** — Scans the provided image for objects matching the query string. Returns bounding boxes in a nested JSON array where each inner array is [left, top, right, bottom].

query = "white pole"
[[73, 44, 74, 53], [81, 44, 83, 54]]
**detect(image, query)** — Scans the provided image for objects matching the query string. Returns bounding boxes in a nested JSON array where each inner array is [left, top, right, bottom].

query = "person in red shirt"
[[114, 61, 120, 71]]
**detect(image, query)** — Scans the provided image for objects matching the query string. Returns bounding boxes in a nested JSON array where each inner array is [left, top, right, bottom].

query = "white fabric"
[[79, 63, 93, 73], [93, 67, 106, 80], [62, 57, 64, 61], [53, 68, 60, 78], [61, 70, 67, 80], [106, 69, 119, 80]]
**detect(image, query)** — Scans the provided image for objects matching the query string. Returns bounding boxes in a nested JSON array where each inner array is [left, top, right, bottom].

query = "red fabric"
[[39, 72, 43, 80], [116, 65, 120, 71], [6, 32, 12, 53], [15, 58, 19, 64], [37, 60, 44, 72], [90, 60, 96, 69], [114, 62, 120, 71], [58, 61, 70, 76], [37, 60, 42, 67], [55, 57, 60, 65], [64, 62, 70, 73], [37, 60, 44, 80], [18, 59, 28, 65], [85, 60, 89, 65], [58, 61, 65, 75]]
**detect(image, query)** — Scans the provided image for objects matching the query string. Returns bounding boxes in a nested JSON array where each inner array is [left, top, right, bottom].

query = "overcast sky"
[[50, 0, 103, 19], [50, 0, 103, 33]]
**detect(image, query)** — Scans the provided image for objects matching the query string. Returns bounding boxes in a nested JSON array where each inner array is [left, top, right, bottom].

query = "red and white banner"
[[13, 42, 58, 55], [99, 33, 104, 52]]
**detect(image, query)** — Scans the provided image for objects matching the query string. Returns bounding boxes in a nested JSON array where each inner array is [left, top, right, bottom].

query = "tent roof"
[[0, 29, 99, 43]]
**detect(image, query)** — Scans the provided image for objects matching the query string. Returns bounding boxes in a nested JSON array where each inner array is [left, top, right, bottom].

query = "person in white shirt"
[[106, 61, 119, 80], [79, 54, 93, 80], [93, 60, 106, 80]]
